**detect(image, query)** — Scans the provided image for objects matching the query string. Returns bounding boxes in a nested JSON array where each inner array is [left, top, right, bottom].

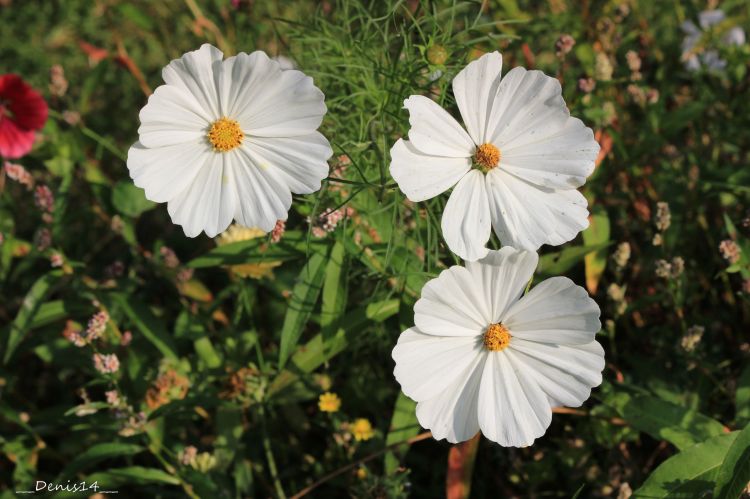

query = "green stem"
[[260, 405, 286, 499]]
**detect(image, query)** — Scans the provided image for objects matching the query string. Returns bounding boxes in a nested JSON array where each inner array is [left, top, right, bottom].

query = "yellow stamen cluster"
[[207, 117, 243, 152], [483, 323, 511, 352], [474, 143, 501, 172]]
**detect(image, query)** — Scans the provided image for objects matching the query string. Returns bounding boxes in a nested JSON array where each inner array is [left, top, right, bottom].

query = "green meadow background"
[[1, 0, 749, 497]]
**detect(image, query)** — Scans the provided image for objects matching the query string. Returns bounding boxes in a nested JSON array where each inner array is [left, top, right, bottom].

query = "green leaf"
[[28, 300, 86, 329], [4, 270, 63, 364], [321, 241, 347, 351], [269, 300, 399, 397], [193, 336, 222, 369], [84, 466, 181, 486], [736, 366, 750, 426], [583, 209, 610, 294], [714, 423, 750, 499], [537, 242, 612, 278], [366, 299, 400, 321], [110, 294, 178, 361], [44, 156, 74, 177], [111, 181, 156, 218], [384, 392, 419, 473], [117, 3, 154, 29], [633, 432, 737, 499], [278, 251, 327, 368], [621, 395, 726, 450], [214, 404, 244, 468], [186, 230, 321, 269], [58, 443, 144, 478]]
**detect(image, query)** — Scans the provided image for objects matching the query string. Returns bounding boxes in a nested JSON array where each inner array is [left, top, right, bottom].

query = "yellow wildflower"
[[352, 418, 374, 441], [318, 392, 341, 413]]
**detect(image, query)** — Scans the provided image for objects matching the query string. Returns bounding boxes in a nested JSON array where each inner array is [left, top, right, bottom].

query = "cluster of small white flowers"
[[654, 202, 671, 231], [612, 242, 631, 269], [607, 283, 627, 316], [595, 52, 614, 81], [655, 257, 685, 279], [680, 325, 705, 352]]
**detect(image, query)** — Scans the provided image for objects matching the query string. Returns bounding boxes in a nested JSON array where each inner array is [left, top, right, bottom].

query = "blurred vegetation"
[[1, 0, 749, 497]]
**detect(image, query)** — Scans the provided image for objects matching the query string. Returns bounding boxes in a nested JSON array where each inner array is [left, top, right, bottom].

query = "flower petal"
[[504, 276, 601, 345], [465, 248, 539, 324], [441, 170, 491, 261], [127, 140, 211, 203], [247, 132, 331, 194], [0, 117, 35, 159], [162, 43, 223, 119], [484, 67, 567, 148], [389, 139, 471, 202], [1, 74, 48, 131], [232, 145, 293, 232], [414, 265, 491, 337], [415, 354, 486, 443], [486, 169, 589, 251], [509, 339, 604, 408], [477, 351, 551, 447], [404, 95, 474, 157], [221, 51, 326, 137], [166, 152, 236, 238], [452, 51, 503, 145], [392, 327, 483, 401], [501, 117, 599, 189], [138, 85, 211, 148]]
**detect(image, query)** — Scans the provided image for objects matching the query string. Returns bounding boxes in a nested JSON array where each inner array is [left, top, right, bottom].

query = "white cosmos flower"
[[127, 44, 332, 237], [390, 52, 599, 261], [392, 247, 604, 447]]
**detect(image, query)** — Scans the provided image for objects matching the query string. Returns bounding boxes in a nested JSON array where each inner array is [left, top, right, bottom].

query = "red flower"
[[0, 74, 48, 159]]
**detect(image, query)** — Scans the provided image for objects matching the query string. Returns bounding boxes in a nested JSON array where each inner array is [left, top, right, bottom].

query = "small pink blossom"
[[121, 330, 133, 346], [160, 246, 180, 268], [176, 267, 193, 283], [555, 34, 576, 57], [34, 227, 51, 251], [310, 207, 355, 238], [62, 320, 86, 347], [85, 310, 109, 341], [271, 220, 286, 243], [105, 390, 120, 405], [3, 161, 33, 189], [50, 253, 63, 268], [719, 239, 741, 265], [34, 184, 54, 213], [93, 353, 120, 374]]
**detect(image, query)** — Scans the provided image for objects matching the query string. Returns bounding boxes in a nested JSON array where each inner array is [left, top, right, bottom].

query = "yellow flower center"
[[474, 143, 501, 172], [207, 117, 243, 152], [483, 323, 511, 352]]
